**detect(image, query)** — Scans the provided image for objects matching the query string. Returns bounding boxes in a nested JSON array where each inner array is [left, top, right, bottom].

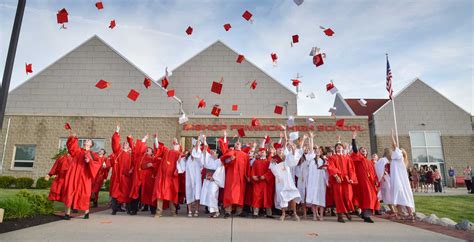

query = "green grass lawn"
[[0, 189, 110, 211], [414, 195, 474, 222]]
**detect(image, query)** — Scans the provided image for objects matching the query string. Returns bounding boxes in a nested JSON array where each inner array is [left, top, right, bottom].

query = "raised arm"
[[218, 130, 229, 155], [391, 129, 398, 150], [352, 131, 358, 153], [66, 134, 81, 157], [111, 125, 121, 155]]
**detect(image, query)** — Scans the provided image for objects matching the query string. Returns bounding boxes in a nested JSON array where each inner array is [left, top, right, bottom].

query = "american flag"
[[386, 54, 393, 99]]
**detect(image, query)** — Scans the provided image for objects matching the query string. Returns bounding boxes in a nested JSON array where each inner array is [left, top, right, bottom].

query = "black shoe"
[[112, 210, 117, 215], [118, 208, 126, 212], [238, 213, 247, 218], [252, 214, 258, 219], [266, 215, 275, 219], [84, 213, 89, 219], [224, 213, 231, 219], [63, 214, 71, 220], [130, 211, 137, 215], [345, 213, 352, 221], [374, 210, 382, 215], [141, 208, 149, 212], [337, 217, 345, 223], [364, 217, 374, 223]]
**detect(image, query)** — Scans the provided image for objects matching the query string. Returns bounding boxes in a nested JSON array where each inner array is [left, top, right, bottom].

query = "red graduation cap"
[[232, 104, 238, 111], [274, 105, 283, 115], [250, 80, 257, 90], [64, 123, 71, 130], [237, 128, 246, 137], [95, 1, 104, 10], [320, 26, 335, 36], [57, 8, 69, 24], [335, 119, 345, 127], [197, 97, 206, 108], [167, 89, 175, 97], [127, 89, 140, 101], [25, 63, 33, 74], [326, 81, 335, 92], [251, 117, 260, 126], [271, 52, 278, 63], [161, 76, 169, 89], [95, 79, 110, 89], [273, 142, 282, 149], [144, 78, 152, 89], [186, 26, 193, 35], [236, 54, 245, 63], [211, 77, 223, 94], [291, 79, 301, 87], [264, 135, 271, 144], [242, 10, 253, 21], [292, 35, 299, 44], [223, 23, 232, 31], [313, 53, 324, 67], [109, 19, 116, 29], [211, 105, 221, 117]]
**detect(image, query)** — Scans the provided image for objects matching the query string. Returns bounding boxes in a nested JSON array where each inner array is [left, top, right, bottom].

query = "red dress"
[[326, 154, 357, 214], [250, 158, 275, 209], [351, 152, 378, 211], [62, 136, 101, 210], [48, 155, 72, 202]]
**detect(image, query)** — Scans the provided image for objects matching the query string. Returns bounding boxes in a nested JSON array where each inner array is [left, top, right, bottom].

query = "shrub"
[[14, 177, 34, 189], [104, 179, 110, 191], [35, 176, 53, 189], [0, 176, 16, 188], [16, 190, 54, 215], [0, 195, 35, 219]]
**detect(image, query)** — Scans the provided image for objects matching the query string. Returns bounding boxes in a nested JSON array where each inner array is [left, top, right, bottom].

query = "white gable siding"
[[6, 36, 180, 117]]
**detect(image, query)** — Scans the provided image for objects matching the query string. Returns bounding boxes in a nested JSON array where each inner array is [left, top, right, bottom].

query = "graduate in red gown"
[[128, 134, 148, 215], [110, 125, 135, 215], [62, 132, 101, 220], [46, 153, 72, 202], [250, 141, 275, 218], [350, 131, 379, 223], [90, 149, 111, 207], [152, 136, 182, 217], [326, 142, 357, 223], [219, 132, 251, 218], [139, 147, 158, 214]]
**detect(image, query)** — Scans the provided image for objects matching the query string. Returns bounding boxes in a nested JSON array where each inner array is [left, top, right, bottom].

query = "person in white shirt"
[[305, 133, 328, 221]]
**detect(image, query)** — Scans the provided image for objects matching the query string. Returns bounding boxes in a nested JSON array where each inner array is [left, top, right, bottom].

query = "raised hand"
[[352, 131, 357, 139], [116, 124, 120, 133]]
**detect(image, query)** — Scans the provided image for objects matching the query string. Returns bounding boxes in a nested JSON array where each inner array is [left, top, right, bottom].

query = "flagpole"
[[386, 53, 399, 146]]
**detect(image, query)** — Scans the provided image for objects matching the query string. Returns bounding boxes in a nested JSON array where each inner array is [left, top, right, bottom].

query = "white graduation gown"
[[295, 152, 313, 201], [305, 157, 328, 207], [200, 152, 224, 213], [375, 157, 393, 204], [177, 149, 203, 204], [390, 148, 415, 210], [270, 148, 303, 209]]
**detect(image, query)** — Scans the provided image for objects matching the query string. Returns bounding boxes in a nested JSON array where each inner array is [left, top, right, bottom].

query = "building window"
[[59, 138, 105, 152], [12, 145, 36, 169], [409, 131, 444, 164]]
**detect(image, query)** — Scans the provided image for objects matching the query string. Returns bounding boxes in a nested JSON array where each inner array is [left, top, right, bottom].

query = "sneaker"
[[193, 211, 199, 217], [83, 213, 89, 219], [63, 214, 71, 220], [364, 217, 374, 223], [111, 210, 117, 215], [337, 217, 345, 223]]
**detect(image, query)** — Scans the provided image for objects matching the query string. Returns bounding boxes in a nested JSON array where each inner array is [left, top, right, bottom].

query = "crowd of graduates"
[[46, 124, 415, 223]]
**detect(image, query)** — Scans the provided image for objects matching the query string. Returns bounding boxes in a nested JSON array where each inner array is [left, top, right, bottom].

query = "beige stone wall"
[[375, 135, 474, 177], [0, 115, 369, 180]]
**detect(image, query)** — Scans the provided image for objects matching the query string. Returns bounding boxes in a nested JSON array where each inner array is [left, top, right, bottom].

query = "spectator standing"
[[447, 167, 456, 188], [433, 168, 442, 193], [463, 166, 472, 193]]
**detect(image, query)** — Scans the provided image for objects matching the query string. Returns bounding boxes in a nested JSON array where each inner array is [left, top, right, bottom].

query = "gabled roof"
[[333, 93, 356, 116], [345, 98, 389, 120]]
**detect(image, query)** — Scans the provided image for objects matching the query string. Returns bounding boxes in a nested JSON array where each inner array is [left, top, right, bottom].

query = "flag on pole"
[[386, 54, 393, 99]]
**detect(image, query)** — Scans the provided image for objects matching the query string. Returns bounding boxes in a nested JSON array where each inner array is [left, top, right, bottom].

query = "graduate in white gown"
[[375, 148, 395, 215], [305, 133, 328, 221], [389, 130, 415, 221], [200, 137, 225, 218], [177, 136, 204, 217], [269, 131, 305, 222], [295, 146, 311, 219]]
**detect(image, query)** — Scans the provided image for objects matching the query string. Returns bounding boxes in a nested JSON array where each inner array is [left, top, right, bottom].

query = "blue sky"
[[1, 0, 472, 115]]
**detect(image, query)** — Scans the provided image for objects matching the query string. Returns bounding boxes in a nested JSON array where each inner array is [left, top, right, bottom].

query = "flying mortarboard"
[[144, 78, 152, 89], [242, 10, 253, 22], [251, 117, 260, 126], [186, 26, 193, 35], [358, 98, 367, 107], [127, 89, 140, 101], [274, 105, 283, 115], [232, 104, 238, 111], [313, 53, 324, 67], [64, 123, 71, 130], [224, 23, 232, 31], [57, 8, 68, 25], [326, 81, 338, 94], [237, 128, 246, 137], [211, 77, 223, 94], [25, 63, 33, 74], [250, 80, 257, 90], [335, 119, 345, 127], [236, 54, 245, 63], [95, 79, 110, 89], [95, 1, 104, 10], [167, 89, 175, 97], [211, 105, 221, 117], [109, 20, 116, 29]]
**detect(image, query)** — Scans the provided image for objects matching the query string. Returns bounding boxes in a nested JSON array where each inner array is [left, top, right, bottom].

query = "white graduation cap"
[[358, 98, 367, 107], [289, 132, 299, 141], [178, 113, 189, 124], [329, 86, 339, 95], [328, 107, 337, 116], [309, 47, 320, 56], [191, 138, 197, 146], [306, 117, 315, 124], [287, 115, 295, 127], [306, 92, 316, 99]]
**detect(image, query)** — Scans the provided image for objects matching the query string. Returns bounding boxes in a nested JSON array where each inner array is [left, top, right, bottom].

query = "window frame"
[[11, 144, 37, 171], [409, 131, 444, 164]]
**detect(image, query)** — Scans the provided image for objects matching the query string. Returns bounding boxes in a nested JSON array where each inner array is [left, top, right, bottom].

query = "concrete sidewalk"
[[0, 210, 463, 242]]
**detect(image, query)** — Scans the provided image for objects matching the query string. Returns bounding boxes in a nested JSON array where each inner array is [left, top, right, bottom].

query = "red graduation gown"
[[91, 156, 111, 194], [326, 154, 357, 214], [152, 145, 182, 204], [250, 158, 275, 209], [110, 132, 134, 203], [48, 155, 72, 202], [62, 136, 101, 210], [129, 140, 147, 200], [220, 150, 250, 208], [351, 152, 379, 211], [139, 154, 158, 206]]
